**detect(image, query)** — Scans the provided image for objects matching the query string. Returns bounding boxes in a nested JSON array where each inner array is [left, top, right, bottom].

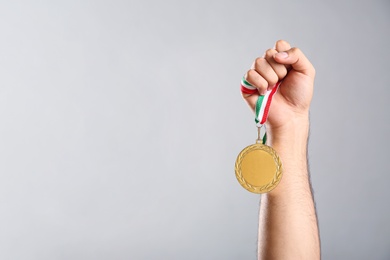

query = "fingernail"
[[275, 52, 288, 59]]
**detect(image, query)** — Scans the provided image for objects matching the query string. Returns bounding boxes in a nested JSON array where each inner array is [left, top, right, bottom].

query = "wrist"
[[267, 115, 309, 143]]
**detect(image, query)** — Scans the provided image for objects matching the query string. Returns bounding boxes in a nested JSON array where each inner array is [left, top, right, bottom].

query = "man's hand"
[[242, 40, 315, 131]]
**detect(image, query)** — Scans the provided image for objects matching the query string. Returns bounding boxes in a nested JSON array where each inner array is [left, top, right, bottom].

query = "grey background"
[[0, 0, 389, 259]]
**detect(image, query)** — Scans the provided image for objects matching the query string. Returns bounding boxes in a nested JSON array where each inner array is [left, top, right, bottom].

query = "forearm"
[[258, 116, 320, 259]]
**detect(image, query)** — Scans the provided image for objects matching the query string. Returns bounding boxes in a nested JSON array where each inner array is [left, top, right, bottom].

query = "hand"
[[242, 40, 315, 131]]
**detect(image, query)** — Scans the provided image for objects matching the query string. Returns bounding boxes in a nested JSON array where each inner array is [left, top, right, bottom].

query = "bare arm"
[[242, 40, 320, 259]]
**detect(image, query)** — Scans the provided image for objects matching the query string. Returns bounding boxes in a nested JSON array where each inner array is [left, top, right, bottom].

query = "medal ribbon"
[[241, 77, 281, 143], [240, 77, 258, 95], [255, 81, 281, 126]]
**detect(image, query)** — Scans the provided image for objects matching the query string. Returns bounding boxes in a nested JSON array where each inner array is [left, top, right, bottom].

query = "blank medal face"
[[235, 143, 283, 194], [241, 149, 276, 186]]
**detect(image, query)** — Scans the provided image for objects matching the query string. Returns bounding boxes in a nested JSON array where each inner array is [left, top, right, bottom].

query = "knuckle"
[[256, 77, 268, 89], [255, 57, 265, 67], [276, 68, 288, 79], [268, 74, 279, 86], [246, 69, 256, 80], [265, 48, 276, 58], [247, 71, 267, 90]]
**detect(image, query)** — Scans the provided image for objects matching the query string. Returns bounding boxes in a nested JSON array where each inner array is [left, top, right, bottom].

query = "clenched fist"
[[242, 40, 315, 132]]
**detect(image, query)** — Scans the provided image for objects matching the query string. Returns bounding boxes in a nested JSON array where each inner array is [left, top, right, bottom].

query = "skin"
[[242, 40, 320, 259]]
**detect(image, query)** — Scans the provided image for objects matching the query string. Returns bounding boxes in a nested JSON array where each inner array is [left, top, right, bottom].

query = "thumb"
[[273, 47, 315, 77]]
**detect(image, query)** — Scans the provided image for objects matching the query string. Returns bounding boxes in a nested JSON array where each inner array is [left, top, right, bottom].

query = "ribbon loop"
[[255, 81, 281, 126]]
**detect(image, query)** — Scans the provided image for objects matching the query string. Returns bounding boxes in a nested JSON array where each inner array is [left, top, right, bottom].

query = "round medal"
[[235, 142, 283, 194]]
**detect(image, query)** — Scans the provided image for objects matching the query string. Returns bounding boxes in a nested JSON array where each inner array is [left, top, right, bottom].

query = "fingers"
[[245, 68, 270, 96], [264, 48, 288, 81], [273, 40, 315, 77], [245, 48, 287, 96]]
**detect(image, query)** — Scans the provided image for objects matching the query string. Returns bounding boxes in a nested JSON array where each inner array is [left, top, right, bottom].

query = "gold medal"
[[235, 127, 283, 194]]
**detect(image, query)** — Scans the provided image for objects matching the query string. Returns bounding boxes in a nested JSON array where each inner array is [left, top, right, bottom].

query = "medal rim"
[[235, 143, 283, 194]]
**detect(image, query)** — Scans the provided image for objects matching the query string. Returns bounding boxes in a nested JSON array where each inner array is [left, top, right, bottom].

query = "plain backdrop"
[[0, 0, 389, 259]]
